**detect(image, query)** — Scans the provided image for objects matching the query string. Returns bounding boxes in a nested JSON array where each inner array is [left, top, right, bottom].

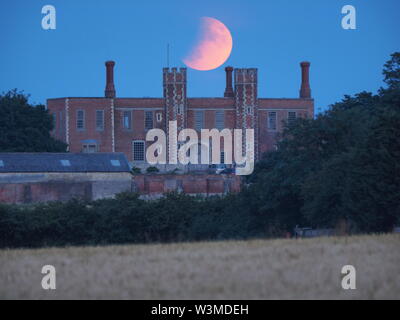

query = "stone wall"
[[0, 172, 241, 204]]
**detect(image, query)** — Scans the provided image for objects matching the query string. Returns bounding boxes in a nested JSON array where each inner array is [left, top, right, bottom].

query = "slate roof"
[[0, 153, 131, 173]]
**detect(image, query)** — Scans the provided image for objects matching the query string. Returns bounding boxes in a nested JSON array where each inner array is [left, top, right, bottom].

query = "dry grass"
[[0, 234, 399, 300]]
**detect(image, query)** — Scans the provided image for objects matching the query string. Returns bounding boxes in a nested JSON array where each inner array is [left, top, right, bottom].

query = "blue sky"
[[0, 0, 399, 112]]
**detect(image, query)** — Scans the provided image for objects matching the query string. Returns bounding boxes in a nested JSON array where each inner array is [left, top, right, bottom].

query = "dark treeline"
[[0, 53, 399, 248], [0, 89, 67, 152]]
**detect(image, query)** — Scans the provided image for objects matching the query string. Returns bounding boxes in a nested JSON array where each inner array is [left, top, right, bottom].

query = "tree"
[[0, 89, 67, 152], [247, 52, 400, 233], [383, 52, 400, 90], [301, 53, 400, 232]]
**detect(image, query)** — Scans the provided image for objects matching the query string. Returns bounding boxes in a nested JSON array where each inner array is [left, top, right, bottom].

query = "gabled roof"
[[0, 153, 131, 173]]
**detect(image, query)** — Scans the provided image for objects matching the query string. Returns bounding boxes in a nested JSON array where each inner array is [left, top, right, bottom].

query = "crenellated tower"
[[163, 67, 187, 165], [234, 68, 259, 160], [163, 67, 187, 131]]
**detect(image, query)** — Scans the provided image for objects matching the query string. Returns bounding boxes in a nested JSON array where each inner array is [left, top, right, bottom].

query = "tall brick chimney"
[[105, 61, 116, 98], [299, 61, 311, 99], [224, 66, 234, 98]]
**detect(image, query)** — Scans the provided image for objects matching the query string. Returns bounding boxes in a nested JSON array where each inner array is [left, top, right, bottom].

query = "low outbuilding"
[[0, 153, 132, 204]]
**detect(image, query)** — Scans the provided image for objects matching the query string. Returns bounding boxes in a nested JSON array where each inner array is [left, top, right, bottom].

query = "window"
[[110, 160, 121, 167], [123, 111, 132, 129], [145, 111, 153, 130], [268, 112, 277, 131], [52, 113, 56, 130], [215, 110, 225, 130], [82, 144, 98, 153], [288, 111, 297, 126], [60, 160, 71, 166], [220, 151, 225, 164], [133, 141, 145, 161], [156, 113, 162, 122], [76, 110, 85, 130], [195, 111, 204, 131], [177, 105, 183, 115], [96, 110, 104, 131], [59, 111, 64, 134]]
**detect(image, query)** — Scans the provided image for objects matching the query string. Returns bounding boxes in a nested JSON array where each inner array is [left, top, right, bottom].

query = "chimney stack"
[[299, 61, 311, 99], [224, 66, 234, 97], [105, 61, 116, 98]]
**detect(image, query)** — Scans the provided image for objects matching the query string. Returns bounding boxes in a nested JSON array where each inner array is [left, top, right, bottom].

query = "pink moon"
[[183, 17, 233, 71]]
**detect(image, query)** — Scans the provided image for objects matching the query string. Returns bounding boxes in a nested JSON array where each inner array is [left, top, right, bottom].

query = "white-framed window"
[[144, 111, 154, 130], [133, 140, 145, 161], [156, 112, 162, 122], [268, 111, 277, 131], [215, 110, 225, 130], [82, 144, 98, 153], [195, 111, 204, 131], [76, 110, 85, 130], [145, 111, 153, 130], [52, 113, 56, 130], [288, 111, 297, 126], [220, 151, 225, 164], [59, 111, 64, 134], [123, 111, 132, 130], [96, 110, 104, 131]]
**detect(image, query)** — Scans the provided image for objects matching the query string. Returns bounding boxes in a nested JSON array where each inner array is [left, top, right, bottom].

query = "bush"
[[146, 166, 160, 174], [131, 167, 141, 174]]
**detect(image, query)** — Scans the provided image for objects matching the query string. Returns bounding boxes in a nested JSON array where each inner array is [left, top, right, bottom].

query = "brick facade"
[[48, 61, 314, 168]]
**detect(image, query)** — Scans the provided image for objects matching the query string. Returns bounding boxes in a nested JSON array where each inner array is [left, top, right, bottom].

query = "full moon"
[[183, 17, 233, 71]]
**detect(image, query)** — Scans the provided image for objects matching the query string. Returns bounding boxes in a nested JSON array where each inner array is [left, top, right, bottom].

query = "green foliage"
[[146, 166, 160, 173], [248, 53, 400, 233], [0, 89, 67, 152], [0, 193, 254, 248], [131, 167, 141, 174], [383, 52, 400, 90]]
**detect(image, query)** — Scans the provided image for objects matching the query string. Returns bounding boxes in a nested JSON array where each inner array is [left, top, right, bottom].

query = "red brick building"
[[47, 61, 313, 172]]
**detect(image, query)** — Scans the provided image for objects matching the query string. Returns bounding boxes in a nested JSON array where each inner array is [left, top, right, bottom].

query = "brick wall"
[[258, 98, 314, 155], [0, 172, 241, 204], [132, 174, 241, 198]]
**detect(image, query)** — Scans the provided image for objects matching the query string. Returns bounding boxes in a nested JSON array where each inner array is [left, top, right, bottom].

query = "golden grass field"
[[0, 234, 399, 300]]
